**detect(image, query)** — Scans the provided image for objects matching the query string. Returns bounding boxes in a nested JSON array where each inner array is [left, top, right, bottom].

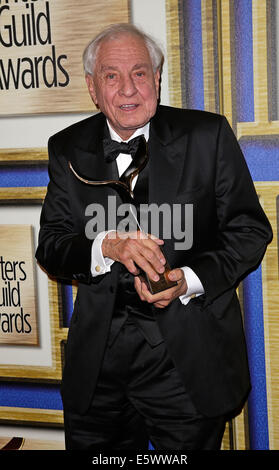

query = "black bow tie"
[[103, 135, 144, 162]]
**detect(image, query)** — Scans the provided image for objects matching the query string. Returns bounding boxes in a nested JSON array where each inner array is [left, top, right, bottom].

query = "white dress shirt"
[[90, 121, 204, 305]]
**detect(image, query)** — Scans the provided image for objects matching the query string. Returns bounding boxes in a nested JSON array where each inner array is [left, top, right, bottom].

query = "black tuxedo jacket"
[[36, 105, 272, 417]]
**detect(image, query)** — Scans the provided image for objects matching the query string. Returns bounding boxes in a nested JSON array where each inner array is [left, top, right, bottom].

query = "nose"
[[119, 73, 137, 97]]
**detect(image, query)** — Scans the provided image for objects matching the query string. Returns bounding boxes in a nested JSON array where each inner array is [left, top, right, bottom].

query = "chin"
[[119, 118, 148, 130]]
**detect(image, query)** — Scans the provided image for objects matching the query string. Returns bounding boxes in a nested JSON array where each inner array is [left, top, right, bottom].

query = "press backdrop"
[[0, 0, 278, 450]]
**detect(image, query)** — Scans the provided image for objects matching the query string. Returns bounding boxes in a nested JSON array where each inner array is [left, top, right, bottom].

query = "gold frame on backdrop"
[[0, 0, 130, 115], [0, 149, 66, 425]]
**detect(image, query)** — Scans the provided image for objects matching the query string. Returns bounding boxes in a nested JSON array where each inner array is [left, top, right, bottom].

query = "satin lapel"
[[148, 117, 188, 205], [69, 116, 118, 182], [70, 148, 118, 182]]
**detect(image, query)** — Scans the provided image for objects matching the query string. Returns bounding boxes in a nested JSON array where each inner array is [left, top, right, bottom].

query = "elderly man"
[[36, 23, 272, 451]]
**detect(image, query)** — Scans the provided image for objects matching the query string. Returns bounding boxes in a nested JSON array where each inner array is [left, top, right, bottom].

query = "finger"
[[139, 271, 187, 308], [138, 237, 166, 266], [130, 246, 167, 282], [122, 237, 164, 270], [167, 268, 184, 283], [140, 284, 171, 305], [121, 231, 163, 244], [147, 233, 165, 245], [125, 258, 140, 276], [153, 297, 171, 308], [154, 302, 169, 309], [122, 233, 166, 269], [140, 245, 166, 273], [166, 270, 188, 297], [139, 289, 168, 308], [134, 276, 145, 301], [132, 256, 160, 282]]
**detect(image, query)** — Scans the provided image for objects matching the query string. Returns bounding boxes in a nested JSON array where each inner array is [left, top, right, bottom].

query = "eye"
[[135, 71, 145, 77], [104, 72, 118, 82]]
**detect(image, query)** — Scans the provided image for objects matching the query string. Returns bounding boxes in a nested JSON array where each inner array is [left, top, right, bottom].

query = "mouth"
[[119, 104, 139, 111]]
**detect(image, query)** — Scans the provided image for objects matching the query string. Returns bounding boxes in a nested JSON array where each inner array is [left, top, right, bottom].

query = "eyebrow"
[[100, 66, 118, 72], [132, 63, 149, 70], [99, 63, 150, 72]]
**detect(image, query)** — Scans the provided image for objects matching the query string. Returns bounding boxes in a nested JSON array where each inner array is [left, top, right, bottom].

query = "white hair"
[[83, 23, 164, 75]]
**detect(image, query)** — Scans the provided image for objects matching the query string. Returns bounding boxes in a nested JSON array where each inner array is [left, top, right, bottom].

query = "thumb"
[[167, 268, 184, 282]]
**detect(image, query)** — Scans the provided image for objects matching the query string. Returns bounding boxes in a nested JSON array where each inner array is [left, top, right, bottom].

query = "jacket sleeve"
[[187, 116, 273, 307], [35, 136, 93, 284]]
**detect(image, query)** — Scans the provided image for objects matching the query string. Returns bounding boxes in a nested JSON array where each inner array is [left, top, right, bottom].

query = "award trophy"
[[69, 136, 177, 294]]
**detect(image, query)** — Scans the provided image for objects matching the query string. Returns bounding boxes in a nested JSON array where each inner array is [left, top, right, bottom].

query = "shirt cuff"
[[91, 230, 115, 277], [179, 266, 205, 305]]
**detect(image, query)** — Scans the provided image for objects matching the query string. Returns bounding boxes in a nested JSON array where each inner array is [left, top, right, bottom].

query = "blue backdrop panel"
[[0, 383, 63, 410], [180, 0, 204, 110], [234, 0, 255, 122], [243, 267, 269, 450], [0, 165, 48, 188]]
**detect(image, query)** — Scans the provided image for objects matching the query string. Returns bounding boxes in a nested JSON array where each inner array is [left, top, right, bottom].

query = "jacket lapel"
[[69, 113, 118, 183], [148, 107, 188, 205]]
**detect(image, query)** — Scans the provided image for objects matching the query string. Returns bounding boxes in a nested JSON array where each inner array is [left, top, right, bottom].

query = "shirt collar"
[[106, 120, 150, 143]]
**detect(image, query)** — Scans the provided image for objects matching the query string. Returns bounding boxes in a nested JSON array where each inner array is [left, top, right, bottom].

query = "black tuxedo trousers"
[[36, 106, 272, 438], [64, 319, 226, 450]]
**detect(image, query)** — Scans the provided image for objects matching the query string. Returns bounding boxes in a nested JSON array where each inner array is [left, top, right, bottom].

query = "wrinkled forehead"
[[95, 33, 152, 70]]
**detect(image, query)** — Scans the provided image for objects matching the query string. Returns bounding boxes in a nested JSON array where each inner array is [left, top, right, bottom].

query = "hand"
[[102, 230, 166, 282], [134, 268, 188, 309]]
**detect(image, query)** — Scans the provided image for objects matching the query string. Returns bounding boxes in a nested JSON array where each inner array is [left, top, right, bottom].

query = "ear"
[[154, 69, 161, 100], [85, 74, 98, 105]]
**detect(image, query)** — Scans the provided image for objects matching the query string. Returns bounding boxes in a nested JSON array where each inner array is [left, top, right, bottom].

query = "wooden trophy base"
[[140, 259, 177, 295]]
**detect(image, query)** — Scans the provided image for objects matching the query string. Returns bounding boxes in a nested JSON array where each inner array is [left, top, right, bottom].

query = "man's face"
[[86, 33, 160, 140]]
